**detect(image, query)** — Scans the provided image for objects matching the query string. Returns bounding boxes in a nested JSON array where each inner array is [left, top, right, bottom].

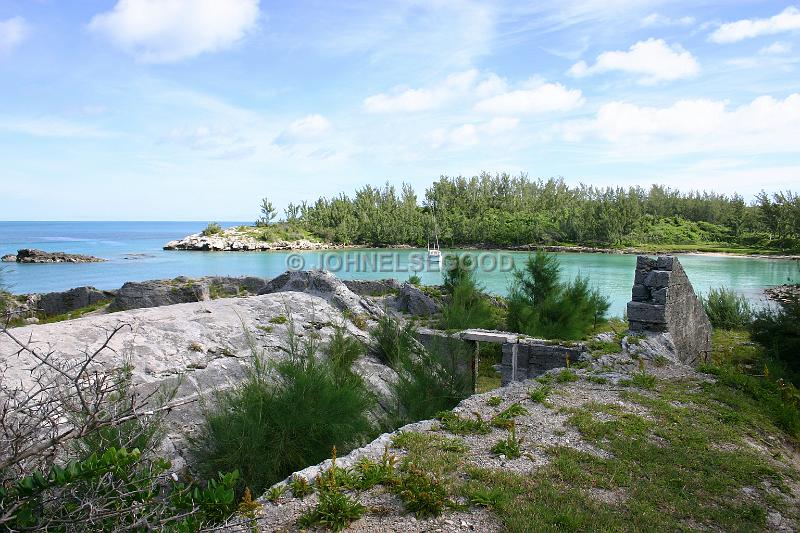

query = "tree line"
[[275, 173, 799, 251]]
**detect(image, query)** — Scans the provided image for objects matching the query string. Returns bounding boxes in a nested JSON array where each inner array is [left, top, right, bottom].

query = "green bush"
[[439, 270, 496, 331], [191, 327, 376, 495], [506, 252, 610, 340], [201, 222, 223, 236], [701, 287, 752, 329], [370, 313, 416, 369], [371, 313, 472, 425], [750, 293, 800, 376]]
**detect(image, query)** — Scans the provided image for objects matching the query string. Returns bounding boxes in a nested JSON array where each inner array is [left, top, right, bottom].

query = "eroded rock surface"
[[1, 287, 394, 470], [109, 276, 269, 311]]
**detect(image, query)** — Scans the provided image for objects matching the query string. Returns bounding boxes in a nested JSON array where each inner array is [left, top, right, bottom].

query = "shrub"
[[201, 222, 223, 236], [436, 411, 491, 435], [370, 313, 415, 369], [750, 294, 800, 375], [439, 274, 495, 331], [408, 273, 422, 286], [191, 325, 376, 495], [701, 286, 752, 329], [528, 384, 553, 404], [507, 252, 610, 340]]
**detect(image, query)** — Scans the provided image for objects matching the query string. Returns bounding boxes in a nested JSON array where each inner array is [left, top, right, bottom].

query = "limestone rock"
[[342, 278, 401, 296], [393, 282, 440, 316], [1, 254, 16, 262], [37, 286, 115, 316], [13, 249, 105, 263], [258, 270, 384, 319], [163, 227, 336, 252], [0, 292, 396, 470], [110, 278, 210, 311]]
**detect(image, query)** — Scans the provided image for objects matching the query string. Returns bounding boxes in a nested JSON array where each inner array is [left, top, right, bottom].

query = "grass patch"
[[528, 384, 554, 404], [268, 315, 287, 324], [555, 368, 579, 383], [491, 424, 523, 459], [36, 299, 112, 324], [491, 403, 528, 429], [487, 396, 502, 407], [436, 411, 491, 435]]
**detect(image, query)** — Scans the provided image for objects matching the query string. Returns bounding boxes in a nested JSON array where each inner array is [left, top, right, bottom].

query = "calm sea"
[[1, 221, 797, 316]]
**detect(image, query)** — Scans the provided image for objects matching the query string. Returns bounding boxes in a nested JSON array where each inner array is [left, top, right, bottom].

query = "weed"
[[188, 341, 204, 352], [289, 475, 313, 498], [621, 371, 657, 390], [264, 484, 287, 503], [587, 339, 620, 356], [555, 368, 579, 383], [408, 273, 422, 286], [268, 315, 287, 325], [436, 411, 491, 435], [653, 355, 669, 367], [491, 423, 523, 459], [528, 385, 553, 404], [491, 403, 528, 429], [463, 484, 508, 509], [256, 324, 273, 334], [297, 490, 365, 531], [586, 375, 609, 385], [394, 465, 448, 518], [487, 396, 502, 407]]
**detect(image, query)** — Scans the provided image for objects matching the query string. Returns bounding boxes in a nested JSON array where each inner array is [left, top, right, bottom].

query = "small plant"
[[188, 341, 204, 352], [289, 475, 313, 498], [586, 375, 609, 385], [465, 484, 507, 509], [256, 325, 273, 334], [297, 488, 366, 532], [237, 487, 263, 526], [487, 396, 502, 407], [394, 465, 448, 518], [436, 411, 491, 435], [528, 385, 553, 404], [491, 403, 528, 429], [298, 446, 366, 532], [264, 484, 287, 503], [408, 273, 422, 286], [352, 446, 396, 490], [701, 286, 753, 329], [490, 422, 523, 459], [555, 368, 579, 383], [654, 355, 669, 367], [629, 371, 658, 389], [268, 315, 287, 324], [202, 222, 223, 236]]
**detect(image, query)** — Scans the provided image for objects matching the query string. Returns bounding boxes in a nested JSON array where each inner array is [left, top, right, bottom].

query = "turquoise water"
[[1, 222, 797, 316]]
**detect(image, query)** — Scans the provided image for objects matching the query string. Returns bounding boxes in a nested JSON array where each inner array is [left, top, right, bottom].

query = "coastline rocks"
[[109, 276, 270, 312], [258, 270, 384, 319], [343, 278, 401, 296], [36, 286, 115, 316], [765, 284, 800, 305], [8, 249, 106, 263], [1, 254, 16, 262], [164, 230, 335, 252], [393, 282, 441, 316]]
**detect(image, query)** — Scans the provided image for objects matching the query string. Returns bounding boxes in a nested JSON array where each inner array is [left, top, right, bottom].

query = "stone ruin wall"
[[627, 255, 712, 365]]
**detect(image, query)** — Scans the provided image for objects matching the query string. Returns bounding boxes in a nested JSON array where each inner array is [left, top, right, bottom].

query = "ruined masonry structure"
[[627, 255, 712, 365]]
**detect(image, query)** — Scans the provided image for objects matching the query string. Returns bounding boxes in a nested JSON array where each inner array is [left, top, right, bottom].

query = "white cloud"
[[569, 38, 699, 84], [428, 117, 519, 149], [0, 16, 28, 54], [709, 6, 800, 44], [563, 93, 800, 156], [163, 125, 255, 159], [759, 41, 792, 55], [363, 70, 479, 113], [274, 114, 331, 145], [474, 82, 584, 114], [641, 13, 695, 27], [88, 0, 260, 63]]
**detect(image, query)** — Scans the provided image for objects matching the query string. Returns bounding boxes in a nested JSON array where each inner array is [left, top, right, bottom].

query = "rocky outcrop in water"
[[163, 228, 338, 251], [765, 284, 800, 304], [3, 249, 106, 263]]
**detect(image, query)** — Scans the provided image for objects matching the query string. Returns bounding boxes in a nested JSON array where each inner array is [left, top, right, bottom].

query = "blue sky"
[[0, 1, 799, 220]]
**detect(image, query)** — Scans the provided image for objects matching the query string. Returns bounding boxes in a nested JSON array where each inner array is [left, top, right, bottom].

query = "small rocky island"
[[1, 248, 106, 263], [163, 226, 340, 252]]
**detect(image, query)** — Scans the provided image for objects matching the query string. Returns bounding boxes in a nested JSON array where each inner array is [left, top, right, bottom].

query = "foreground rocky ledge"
[[1, 248, 106, 263]]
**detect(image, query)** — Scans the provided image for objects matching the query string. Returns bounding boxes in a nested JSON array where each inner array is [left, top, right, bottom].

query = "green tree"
[[506, 252, 610, 340], [256, 197, 277, 227]]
